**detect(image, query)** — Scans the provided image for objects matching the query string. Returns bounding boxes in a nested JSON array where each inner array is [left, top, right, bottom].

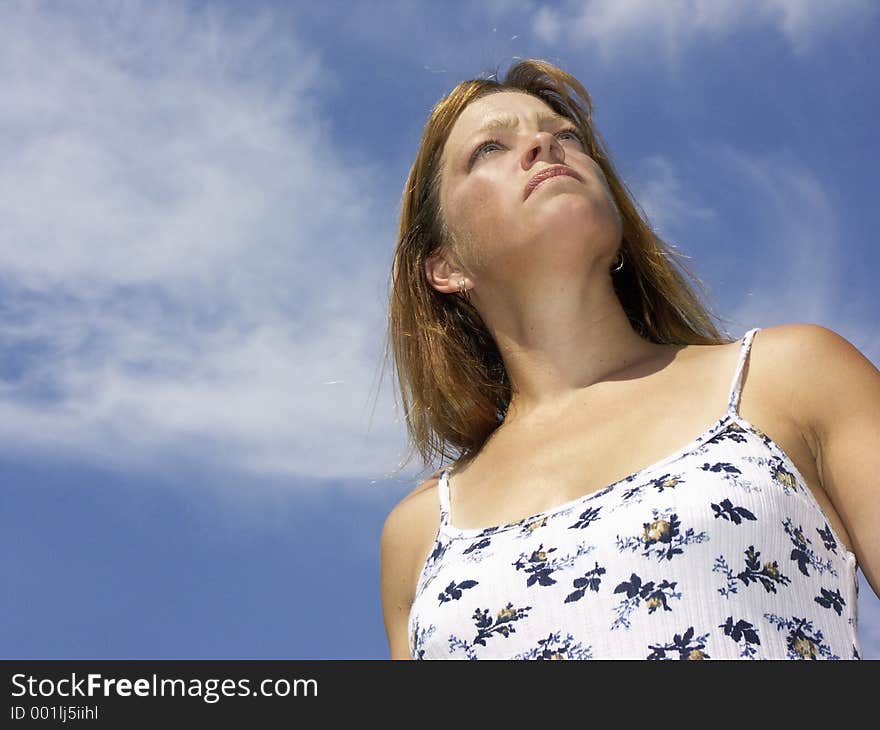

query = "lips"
[[524, 165, 583, 200]]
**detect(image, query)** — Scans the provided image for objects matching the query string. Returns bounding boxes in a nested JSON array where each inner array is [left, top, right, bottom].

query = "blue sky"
[[1, 0, 878, 659]]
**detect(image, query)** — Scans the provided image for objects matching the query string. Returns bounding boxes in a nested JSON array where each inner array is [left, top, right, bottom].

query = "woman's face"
[[437, 90, 622, 286]]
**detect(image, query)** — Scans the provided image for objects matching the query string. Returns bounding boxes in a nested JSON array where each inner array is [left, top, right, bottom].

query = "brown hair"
[[378, 58, 734, 479]]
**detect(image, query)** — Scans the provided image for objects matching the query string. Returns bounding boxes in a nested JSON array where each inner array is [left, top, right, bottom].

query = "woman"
[[380, 58, 878, 659]]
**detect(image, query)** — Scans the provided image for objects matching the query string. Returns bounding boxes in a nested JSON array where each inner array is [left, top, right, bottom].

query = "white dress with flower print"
[[408, 328, 861, 660]]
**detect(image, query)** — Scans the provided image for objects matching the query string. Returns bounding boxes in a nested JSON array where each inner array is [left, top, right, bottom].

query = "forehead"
[[457, 89, 556, 127], [442, 91, 560, 159]]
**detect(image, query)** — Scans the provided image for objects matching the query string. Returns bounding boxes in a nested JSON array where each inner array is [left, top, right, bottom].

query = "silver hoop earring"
[[610, 250, 625, 273], [457, 279, 472, 304]]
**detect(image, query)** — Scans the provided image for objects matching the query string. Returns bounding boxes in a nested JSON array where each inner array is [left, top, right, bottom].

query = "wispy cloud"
[[705, 144, 876, 354], [532, 0, 877, 61], [0, 1, 401, 480], [624, 141, 878, 365], [1, 1, 875, 487], [627, 155, 718, 235]]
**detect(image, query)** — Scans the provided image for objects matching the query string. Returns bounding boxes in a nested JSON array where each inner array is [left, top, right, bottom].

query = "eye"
[[558, 127, 588, 149], [469, 139, 504, 166], [468, 127, 589, 168]]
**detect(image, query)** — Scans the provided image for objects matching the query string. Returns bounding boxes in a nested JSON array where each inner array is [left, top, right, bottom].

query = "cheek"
[[444, 188, 505, 271], [458, 179, 506, 234], [592, 168, 619, 216]]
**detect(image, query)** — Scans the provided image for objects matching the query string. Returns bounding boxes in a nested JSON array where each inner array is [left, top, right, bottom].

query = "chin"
[[533, 199, 616, 237]]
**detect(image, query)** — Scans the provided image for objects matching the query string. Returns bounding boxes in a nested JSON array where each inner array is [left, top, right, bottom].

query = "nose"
[[521, 130, 564, 169]]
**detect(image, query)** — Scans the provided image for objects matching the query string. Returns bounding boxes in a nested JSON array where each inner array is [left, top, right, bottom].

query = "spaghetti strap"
[[726, 327, 761, 417], [436, 468, 452, 527]]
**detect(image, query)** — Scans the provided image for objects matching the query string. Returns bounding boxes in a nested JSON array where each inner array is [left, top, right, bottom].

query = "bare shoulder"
[[751, 321, 843, 354], [748, 322, 875, 452], [750, 321, 858, 360], [751, 319, 861, 385], [382, 470, 444, 551], [380, 470, 445, 658]]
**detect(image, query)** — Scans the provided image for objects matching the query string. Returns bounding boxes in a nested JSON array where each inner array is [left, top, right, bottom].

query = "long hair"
[[379, 58, 734, 479]]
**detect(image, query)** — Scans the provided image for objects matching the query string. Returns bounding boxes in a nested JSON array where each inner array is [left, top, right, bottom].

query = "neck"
[[475, 274, 673, 426]]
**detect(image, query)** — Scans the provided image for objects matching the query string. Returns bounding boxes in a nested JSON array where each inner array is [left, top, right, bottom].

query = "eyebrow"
[[473, 111, 571, 135]]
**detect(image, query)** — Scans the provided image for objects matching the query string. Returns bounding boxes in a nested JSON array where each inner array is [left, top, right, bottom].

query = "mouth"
[[524, 166, 583, 200]]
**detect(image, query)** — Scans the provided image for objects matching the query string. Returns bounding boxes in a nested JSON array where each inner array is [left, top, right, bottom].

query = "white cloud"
[[623, 139, 878, 368], [711, 146, 842, 328], [534, 5, 563, 45], [2, 0, 875, 489], [532, 0, 877, 62], [627, 155, 718, 235], [481, 0, 538, 15], [655, 140, 880, 371], [0, 0, 405, 481]]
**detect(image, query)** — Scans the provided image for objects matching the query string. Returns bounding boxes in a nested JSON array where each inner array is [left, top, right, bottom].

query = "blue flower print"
[[438, 578, 479, 604], [513, 631, 593, 660], [737, 544, 792, 593], [611, 572, 682, 630], [711, 498, 757, 525], [564, 561, 606, 604], [763, 613, 840, 660], [719, 616, 761, 659], [512, 542, 596, 588], [647, 626, 711, 660], [616, 507, 709, 561], [782, 517, 838, 578], [814, 587, 846, 616]]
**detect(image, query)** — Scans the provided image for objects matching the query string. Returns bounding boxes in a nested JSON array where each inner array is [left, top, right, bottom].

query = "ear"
[[425, 250, 469, 295]]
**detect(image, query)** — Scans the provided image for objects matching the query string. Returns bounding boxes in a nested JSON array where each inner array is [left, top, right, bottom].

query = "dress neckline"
[[438, 410, 855, 563], [439, 411, 734, 539], [437, 328, 758, 540]]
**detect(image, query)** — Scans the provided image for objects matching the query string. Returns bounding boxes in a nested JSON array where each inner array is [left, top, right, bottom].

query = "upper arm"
[[786, 323, 880, 598], [380, 501, 417, 660], [380, 474, 442, 660]]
